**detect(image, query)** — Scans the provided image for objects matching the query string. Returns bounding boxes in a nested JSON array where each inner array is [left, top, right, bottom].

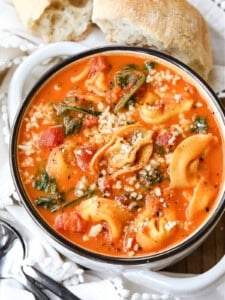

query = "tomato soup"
[[16, 51, 224, 257]]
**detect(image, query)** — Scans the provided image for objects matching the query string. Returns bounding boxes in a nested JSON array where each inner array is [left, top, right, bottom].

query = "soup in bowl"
[[10, 46, 225, 268]]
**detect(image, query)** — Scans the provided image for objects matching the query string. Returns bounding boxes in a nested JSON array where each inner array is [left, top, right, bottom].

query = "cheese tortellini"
[[169, 133, 217, 188], [78, 197, 132, 241], [139, 91, 193, 124], [46, 139, 76, 190], [90, 124, 153, 178], [185, 178, 217, 219], [85, 71, 109, 96], [134, 208, 177, 251]]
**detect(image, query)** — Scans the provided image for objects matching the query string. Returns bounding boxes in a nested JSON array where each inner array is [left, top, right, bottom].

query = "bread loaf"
[[92, 0, 212, 80], [12, 0, 93, 42]]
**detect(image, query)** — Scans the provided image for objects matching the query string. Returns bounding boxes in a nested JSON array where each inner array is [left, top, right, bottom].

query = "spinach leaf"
[[33, 171, 57, 194], [114, 71, 146, 113], [34, 193, 65, 213], [115, 72, 131, 88], [34, 171, 49, 191], [144, 61, 156, 72], [155, 144, 166, 156], [121, 64, 138, 71], [50, 189, 95, 213], [63, 116, 82, 135], [53, 104, 101, 116], [191, 116, 209, 133]]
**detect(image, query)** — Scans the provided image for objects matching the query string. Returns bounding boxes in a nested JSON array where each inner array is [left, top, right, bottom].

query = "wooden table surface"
[[165, 211, 225, 274]]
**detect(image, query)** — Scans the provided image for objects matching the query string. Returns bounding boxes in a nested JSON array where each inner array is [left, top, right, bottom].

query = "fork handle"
[[15, 272, 50, 300], [23, 265, 81, 300]]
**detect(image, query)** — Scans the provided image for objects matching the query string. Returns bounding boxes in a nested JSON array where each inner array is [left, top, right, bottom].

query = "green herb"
[[121, 64, 138, 71], [34, 193, 65, 213], [125, 96, 136, 108], [53, 104, 102, 116], [33, 170, 64, 212], [144, 169, 164, 187], [63, 116, 82, 135], [115, 72, 131, 88], [34, 171, 49, 191], [155, 144, 166, 156], [114, 71, 146, 113], [144, 61, 156, 72], [33, 171, 57, 194], [191, 116, 209, 133], [47, 178, 57, 194], [50, 190, 95, 213]]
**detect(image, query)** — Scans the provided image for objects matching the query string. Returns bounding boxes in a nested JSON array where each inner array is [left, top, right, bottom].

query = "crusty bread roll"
[[92, 0, 212, 80], [12, 0, 93, 42]]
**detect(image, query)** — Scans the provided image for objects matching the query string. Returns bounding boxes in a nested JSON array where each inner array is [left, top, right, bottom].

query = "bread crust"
[[92, 0, 212, 79], [13, 0, 53, 28], [13, 0, 93, 42]]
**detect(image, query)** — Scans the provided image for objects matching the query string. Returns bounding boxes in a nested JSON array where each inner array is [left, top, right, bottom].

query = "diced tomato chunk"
[[156, 131, 174, 146], [54, 211, 86, 233], [89, 55, 110, 77], [39, 126, 65, 148], [74, 144, 97, 171], [83, 115, 99, 128]]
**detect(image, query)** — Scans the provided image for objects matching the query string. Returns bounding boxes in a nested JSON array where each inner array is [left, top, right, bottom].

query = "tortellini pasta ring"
[[170, 133, 217, 188], [90, 124, 153, 178], [185, 177, 217, 219], [111, 142, 153, 179], [134, 208, 177, 251], [78, 197, 132, 241], [139, 91, 193, 124], [85, 71, 109, 96]]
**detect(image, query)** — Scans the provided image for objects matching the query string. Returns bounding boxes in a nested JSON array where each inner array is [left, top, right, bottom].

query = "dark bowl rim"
[[10, 45, 225, 265]]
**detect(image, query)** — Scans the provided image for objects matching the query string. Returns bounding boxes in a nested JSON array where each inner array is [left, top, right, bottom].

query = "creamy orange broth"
[[17, 53, 224, 257]]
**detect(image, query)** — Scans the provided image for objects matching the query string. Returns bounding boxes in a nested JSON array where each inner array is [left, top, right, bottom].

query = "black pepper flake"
[[205, 207, 210, 212]]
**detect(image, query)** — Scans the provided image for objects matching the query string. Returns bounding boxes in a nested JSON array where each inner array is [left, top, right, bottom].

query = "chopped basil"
[[63, 116, 82, 135], [191, 116, 209, 133]]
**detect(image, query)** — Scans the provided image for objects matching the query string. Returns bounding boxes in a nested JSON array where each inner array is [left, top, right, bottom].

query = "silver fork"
[[0, 220, 50, 300]]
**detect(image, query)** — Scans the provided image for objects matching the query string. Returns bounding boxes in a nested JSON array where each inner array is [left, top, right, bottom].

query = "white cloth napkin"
[[0, 1, 225, 300]]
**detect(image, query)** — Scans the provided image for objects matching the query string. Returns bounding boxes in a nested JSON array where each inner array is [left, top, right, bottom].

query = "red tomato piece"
[[39, 126, 65, 148], [83, 115, 99, 128], [89, 55, 110, 76], [54, 211, 86, 233], [156, 131, 174, 146], [74, 144, 97, 171]]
